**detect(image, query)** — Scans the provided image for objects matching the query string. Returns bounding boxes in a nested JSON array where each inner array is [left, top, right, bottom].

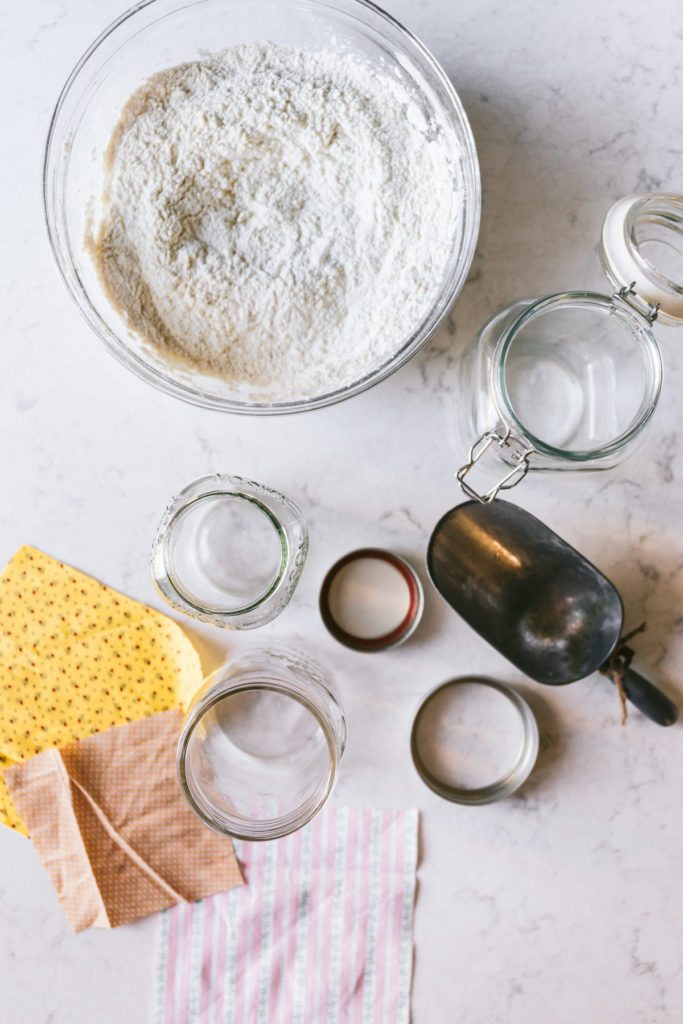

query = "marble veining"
[[1, 0, 683, 1021]]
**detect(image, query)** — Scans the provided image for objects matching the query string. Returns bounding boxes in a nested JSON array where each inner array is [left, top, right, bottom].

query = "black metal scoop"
[[427, 500, 677, 726]]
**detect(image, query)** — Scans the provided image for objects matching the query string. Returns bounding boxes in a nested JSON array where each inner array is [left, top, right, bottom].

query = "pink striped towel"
[[154, 806, 418, 1024]]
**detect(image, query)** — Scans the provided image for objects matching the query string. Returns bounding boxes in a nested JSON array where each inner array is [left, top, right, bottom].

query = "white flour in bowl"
[[91, 42, 461, 399]]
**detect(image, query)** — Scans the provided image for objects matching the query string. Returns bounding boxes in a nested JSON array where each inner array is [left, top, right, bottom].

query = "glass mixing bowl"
[[44, 0, 480, 414]]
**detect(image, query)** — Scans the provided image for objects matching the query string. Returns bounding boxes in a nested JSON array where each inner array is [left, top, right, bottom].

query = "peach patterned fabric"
[[3, 709, 243, 932], [0, 546, 203, 833]]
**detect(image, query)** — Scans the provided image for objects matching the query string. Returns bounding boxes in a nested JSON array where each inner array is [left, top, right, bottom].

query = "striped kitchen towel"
[[154, 806, 419, 1024]]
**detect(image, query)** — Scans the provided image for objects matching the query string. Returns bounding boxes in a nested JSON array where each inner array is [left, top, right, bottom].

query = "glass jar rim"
[[42, 0, 481, 414], [493, 290, 663, 461], [162, 490, 288, 616], [177, 676, 341, 841], [150, 473, 308, 630]]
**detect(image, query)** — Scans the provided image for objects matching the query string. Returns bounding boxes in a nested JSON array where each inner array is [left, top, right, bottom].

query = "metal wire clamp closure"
[[614, 281, 661, 324], [456, 428, 536, 503]]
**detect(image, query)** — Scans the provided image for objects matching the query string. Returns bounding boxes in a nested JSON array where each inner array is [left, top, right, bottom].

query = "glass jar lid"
[[600, 192, 683, 324]]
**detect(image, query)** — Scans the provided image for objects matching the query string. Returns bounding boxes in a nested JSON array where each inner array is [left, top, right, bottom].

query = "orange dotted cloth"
[[3, 709, 243, 931], [0, 546, 203, 834]]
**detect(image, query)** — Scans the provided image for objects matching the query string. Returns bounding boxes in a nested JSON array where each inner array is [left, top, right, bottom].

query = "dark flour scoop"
[[427, 500, 678, 726]]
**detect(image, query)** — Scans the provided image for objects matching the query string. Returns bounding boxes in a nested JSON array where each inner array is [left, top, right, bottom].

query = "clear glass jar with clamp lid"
[[456, 192, 683, 503]]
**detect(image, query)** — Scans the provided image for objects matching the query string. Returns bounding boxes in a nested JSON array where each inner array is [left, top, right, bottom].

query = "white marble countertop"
[[2, 0, 683, 1021]]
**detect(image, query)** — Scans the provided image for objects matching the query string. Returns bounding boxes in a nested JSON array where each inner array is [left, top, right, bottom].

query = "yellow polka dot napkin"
[[3, 709, 243, 932], [0, 546, 203, 834]]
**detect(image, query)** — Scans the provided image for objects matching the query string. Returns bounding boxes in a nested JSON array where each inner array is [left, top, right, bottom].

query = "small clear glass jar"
[[151, 474, 308, 628], [456, 192, 683, 502], [177, 645, 346, 840]]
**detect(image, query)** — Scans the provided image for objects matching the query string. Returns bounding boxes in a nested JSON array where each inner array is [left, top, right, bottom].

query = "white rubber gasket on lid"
[[601, 193, 683, 323]]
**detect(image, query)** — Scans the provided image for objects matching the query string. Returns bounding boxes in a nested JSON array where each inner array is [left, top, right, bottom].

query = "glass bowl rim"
[[42, 0, 481, 415]]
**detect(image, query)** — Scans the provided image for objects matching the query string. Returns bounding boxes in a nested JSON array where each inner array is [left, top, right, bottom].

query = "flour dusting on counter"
[[90, 42, 461, 397]]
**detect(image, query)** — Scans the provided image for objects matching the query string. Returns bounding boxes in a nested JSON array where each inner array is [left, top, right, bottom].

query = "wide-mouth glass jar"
[[456, 192, 683, 502], [43, 0, 480, 414], [177, 646, 346, 840], [151, 474, 307, 629]]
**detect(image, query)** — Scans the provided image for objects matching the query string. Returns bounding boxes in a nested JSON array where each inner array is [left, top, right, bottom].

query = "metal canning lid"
[[410, 676, 539, 805], [600, 192, 683, 325], [319, 548, 424, 652]]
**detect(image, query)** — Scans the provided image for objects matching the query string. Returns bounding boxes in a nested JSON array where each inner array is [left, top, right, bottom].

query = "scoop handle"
[[622, 669, 678, 726]]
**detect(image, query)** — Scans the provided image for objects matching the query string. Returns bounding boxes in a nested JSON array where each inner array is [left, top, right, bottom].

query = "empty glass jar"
[[456, 191, 683, 502], [151, 474, 308, 628], [177, 645, 346, 840]]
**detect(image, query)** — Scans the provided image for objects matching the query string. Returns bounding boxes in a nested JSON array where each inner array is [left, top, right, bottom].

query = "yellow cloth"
[[0, 546, 202, 835]]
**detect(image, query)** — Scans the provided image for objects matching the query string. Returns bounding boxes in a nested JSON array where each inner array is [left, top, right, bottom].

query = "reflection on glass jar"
[[151, 474, 308, 628], [177, 646, 346, 840]]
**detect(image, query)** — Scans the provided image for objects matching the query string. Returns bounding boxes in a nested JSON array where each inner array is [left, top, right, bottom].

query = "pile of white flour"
[[92, 43, 460, 398]]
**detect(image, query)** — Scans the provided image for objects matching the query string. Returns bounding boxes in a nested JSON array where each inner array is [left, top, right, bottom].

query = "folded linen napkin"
[[3, 708, 243, 931], [0, 546, 203, 833], [154, 806, 418, 1024]]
